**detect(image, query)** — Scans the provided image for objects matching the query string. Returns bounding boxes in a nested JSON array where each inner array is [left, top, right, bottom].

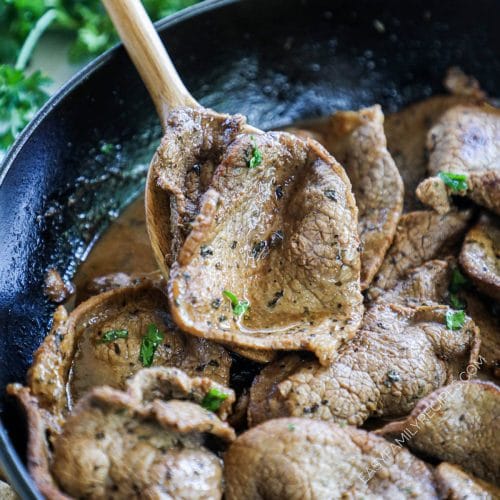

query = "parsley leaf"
[[247, 137, 262, 168], [0, 65, 50, 151], [449, 268, 469, 293], [139, 323, 164, 367], [449, 293, 466, 310], [201, 387, 228, 412], [445, 310, 466, 330], [223, 290, 249, 317], [438, 171, 468, 192], [100, 329, 128, 343]]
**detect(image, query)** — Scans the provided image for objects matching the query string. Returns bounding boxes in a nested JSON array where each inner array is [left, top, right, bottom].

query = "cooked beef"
[[459, 213, 500, 301], [248, 302, 479, 427], [462, 293, 500, 378], [378, 258, 452, 307], [78, 270, 165, 303], [248, 261, 478, 427], [126, 367, 235, 420], [151, 107, 246, 262], [379, 381, 500, 485], [169, 131, 363, 365], [0, 481, 17, 500], [415, 177, 452, 215], [443, 67, 487, 100], [26, 281, 231, 427], [417, 105, 500, 215], [322, 105, 404, 289], [368, 209, 472, 300], [43, 268, 75, 304], [385, 96, 480, 211], [49, 386, 235, 499], [434, 463, 500, 500], [6, 385, 67, 499], [9, 368, 235, 500], [285, 127, 326, 144], [224, 418, 438, 499]]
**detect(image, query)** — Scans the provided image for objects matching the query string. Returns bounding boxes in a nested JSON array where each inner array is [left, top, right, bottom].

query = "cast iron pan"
[[0, 0, 499, 497]]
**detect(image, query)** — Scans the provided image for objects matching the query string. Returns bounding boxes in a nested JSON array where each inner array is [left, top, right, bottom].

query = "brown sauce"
[[74, 195, 158, 295]]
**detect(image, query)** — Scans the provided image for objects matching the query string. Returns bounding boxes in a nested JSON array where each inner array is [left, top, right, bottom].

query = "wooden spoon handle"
[[102, 0, 199, 127]]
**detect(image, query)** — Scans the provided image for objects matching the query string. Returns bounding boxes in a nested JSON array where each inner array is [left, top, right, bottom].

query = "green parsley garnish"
[[445, 310, 466, 330], [287, 423, 295, 431], [100, 329, 128, 343], [223, 290, 249, 317], [448, 267, 469, 310], [201, 388, 228, 412], [247, 137, 262, 168], [438, 171, 468, 192], [139, 323, 164, 367], [449, 268, 469, 293]]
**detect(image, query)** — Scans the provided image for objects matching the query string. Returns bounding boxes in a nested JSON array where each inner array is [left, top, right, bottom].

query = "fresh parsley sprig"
[[223, 290, 250, 317], [139, 323, 164, 367], [445, 310, 466, 330], [100, 329, 128, 343], [438, 171, 468, 192], [201, 387, 228, 412]]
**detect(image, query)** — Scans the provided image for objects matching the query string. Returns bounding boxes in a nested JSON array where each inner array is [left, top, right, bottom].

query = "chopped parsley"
[[223, 290, 249, 317], [449, 293, 466, 310], [448, 267, 469, 310], [100, 329, 128, 343], [201, 387, 228, 412], [449, 268, 469, 293], [139, 323, 164, 367], [287, 423, 295, 431], [438, 171, 468, 192], [247, 137, 262, 168], [445, 310, 466, 330]]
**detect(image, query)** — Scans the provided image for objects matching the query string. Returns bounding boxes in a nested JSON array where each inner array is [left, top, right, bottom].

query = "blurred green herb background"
[[0, 0, 199, 156]]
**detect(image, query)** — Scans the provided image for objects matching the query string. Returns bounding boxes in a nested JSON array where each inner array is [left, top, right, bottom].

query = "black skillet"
[[0, 0, 499, 497]]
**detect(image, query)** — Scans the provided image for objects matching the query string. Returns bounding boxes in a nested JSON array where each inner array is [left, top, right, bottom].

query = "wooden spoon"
[[102, 0, 273, 363], [102, 0, 260, 277]]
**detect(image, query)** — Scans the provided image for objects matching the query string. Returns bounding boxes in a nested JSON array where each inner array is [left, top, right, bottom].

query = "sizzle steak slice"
[[224, 418, 438, 499], [460, 212, 500, 301], [379, 381, 500, 486], [169, 131, 363, 365], [323, 105, 404, 289]]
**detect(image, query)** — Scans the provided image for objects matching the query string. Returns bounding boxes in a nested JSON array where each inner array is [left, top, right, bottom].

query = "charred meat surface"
[[459, 212, 500, 301], [248, 261, 479, 427], [224, 418, 438, 499], [434, 463, 500, 500], [418, 105, 500, 215], [324, 105, 404, 289], [379, 381, 500, 485], [169, 131, 363, 365]]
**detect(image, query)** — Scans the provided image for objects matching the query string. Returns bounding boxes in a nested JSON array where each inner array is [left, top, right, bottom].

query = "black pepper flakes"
[[200, 245, 213, 257], [211, 298, 221, 310], [270, 230, 284, 247], [267, 290, 284, 308], [252, 240, 268, 259], [324, 189, 337, 201], [275, 185, 284, 199]]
